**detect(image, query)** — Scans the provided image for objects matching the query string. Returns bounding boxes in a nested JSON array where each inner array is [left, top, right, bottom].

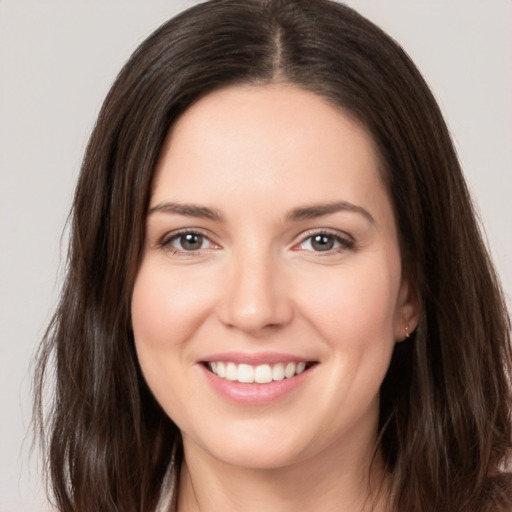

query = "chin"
[[212, 444, 307, 470], [185, 422, 315, 471]]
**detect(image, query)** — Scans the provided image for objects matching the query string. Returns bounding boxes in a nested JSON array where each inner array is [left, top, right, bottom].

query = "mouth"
[[203, 360, 317, 384]]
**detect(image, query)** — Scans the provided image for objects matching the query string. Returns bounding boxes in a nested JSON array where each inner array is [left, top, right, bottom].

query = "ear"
[[394, 277, 420, 342]]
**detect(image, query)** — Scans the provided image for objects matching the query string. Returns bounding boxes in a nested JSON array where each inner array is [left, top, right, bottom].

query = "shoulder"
[[477, 473, 512, 512]]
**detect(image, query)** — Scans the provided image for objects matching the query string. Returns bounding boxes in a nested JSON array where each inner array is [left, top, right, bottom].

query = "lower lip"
[[200, 364, 314, 405]]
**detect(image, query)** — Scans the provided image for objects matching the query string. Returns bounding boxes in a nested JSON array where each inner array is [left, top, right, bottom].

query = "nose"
[[217, 248, 294, 334]]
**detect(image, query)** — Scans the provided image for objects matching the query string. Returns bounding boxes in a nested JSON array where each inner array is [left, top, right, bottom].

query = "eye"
[[161, 231, 215, 253], [298, 231, 354, 253]]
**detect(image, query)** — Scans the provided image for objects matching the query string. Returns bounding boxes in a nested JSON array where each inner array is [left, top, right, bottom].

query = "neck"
[[176, 432, 389, 512]]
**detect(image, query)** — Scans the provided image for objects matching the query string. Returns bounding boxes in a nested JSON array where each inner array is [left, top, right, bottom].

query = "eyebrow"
[[148, 202, 223, 221], [286, 201, 375, 224], [148, 200, 374, 224]]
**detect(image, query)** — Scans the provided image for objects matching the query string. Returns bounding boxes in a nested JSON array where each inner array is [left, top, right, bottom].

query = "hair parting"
[[34, 1, 512, 510]]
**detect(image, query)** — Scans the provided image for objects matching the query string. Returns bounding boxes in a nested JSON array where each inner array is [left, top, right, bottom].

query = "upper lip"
[[199, 352, 317, 365]]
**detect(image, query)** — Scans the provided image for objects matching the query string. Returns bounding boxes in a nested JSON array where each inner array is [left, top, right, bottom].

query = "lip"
[[198, 352, 317, 405], [199, 351, 312, 365]]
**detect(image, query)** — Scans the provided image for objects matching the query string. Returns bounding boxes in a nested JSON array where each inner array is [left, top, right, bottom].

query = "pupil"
[[312, 235, 333, 251], [181, 233, 202, 250]]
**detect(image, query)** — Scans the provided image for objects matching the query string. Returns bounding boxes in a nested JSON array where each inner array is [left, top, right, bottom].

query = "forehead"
[[151, 83, 388, 218]]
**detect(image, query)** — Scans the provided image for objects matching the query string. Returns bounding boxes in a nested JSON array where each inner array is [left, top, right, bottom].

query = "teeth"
[[296, 361, 306, 374], [217, 362, 226, 378], [272, 363, 285, 381], [207, 361, 310, 383], [284, 362, 296, 379], [254, 364, 272, 383], [237, 364, 254, 383], [226, 362, 237, 381]]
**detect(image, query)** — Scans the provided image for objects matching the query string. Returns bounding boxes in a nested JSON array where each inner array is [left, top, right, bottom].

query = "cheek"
[[130, 263, 209, 424], [131, 262, 212, 347], [298, 261, 401, 420], [295, 258, 401, 348]]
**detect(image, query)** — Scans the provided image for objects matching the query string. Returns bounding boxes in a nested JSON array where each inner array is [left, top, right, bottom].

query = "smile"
[[199, 355, 318, 404], [207, 361, 309, 384]]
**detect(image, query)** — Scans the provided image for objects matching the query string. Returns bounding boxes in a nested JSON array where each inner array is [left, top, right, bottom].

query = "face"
[[131, 84, 417, 471]]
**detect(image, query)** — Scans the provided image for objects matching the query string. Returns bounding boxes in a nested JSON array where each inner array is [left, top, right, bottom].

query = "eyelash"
[[159, 229, 217, 256], [296, 229, 355, 254], [158, 229, 355, 256]]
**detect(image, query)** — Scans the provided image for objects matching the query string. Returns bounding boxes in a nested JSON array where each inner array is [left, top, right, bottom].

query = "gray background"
[[1, 1, 510, 510]]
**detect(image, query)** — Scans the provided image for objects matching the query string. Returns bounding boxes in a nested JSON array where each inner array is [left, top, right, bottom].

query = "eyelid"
[[292, 228, 355, 252], [155, 227, 354, 255], [158, 227, 220, 254]]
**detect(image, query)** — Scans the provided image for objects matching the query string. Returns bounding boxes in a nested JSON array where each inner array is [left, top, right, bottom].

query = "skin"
[[131, 83, 418, 511]]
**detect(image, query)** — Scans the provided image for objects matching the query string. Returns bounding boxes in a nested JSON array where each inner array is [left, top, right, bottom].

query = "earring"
[[405, 326, 411, 339]]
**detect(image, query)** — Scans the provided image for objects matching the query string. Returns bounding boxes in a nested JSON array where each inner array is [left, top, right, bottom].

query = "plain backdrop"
[[0, 1, 510, 510]]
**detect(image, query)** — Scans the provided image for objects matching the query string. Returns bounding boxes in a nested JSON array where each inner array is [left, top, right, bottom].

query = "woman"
[[34, 0, 512, 510]]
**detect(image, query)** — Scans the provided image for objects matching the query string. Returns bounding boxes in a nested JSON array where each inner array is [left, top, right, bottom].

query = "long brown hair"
[[34, 1, 512, 510]]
